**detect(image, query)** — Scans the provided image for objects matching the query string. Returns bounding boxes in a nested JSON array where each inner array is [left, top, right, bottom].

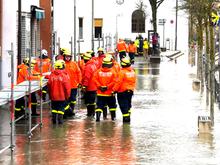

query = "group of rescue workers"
[[117, 36, 150, 64], [15, 38, 137, 125]]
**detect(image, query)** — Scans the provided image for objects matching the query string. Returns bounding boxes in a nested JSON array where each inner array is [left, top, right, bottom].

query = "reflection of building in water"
[[94, 122, 136, 164], [134, 62, 149, 90]]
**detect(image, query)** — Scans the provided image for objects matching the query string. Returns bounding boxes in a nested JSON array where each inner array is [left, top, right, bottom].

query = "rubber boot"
[[123, 116, 130, 123], [58, 114, 64, 124], [31, 104, 39, 116], [15, 110, 21, 119], [110, 111, 116, 121], [52, 113, 57, 124], [87, 105, 95, 118], [90, 105, 95, 117], [42, 92, 47, 101], [96, 112, 101, 122], [69, 104, 75, 117], [103, 106, 108, 120], [63, 110, 68, 119], [87, 105, 92, 117]]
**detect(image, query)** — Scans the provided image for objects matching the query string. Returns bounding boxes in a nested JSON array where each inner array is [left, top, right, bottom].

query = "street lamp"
[[175, 0, 178, 51], [115, 0, 124, 44], [74, 0, 76, 61], [91, 0, 94, 50]]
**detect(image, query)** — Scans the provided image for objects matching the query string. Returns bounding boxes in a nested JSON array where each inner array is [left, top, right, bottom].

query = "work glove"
[[99, 86, 108, 92]]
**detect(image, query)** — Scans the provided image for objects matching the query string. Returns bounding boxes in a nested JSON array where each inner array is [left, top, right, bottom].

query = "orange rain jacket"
[[114, 66, 136, 93], [17, 67, 40, 84], [78, 59, 85, 73], [127, 44, 137, 53], [65, 61, 82, 89], [82, 60, 97, 91], [35, 58, 51, 73], [47, 69, 71, 101], [117, 41, 127, 52], [93, 54, 106, 69], [112, 60, 121, 73], [93, 67, 118, 96]]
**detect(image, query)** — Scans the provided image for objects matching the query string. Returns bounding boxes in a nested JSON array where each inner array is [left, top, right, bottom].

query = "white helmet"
[[41, 49, 48, 56]]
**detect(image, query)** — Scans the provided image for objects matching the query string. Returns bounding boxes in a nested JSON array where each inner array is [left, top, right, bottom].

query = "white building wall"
[[1, 0, 39, 88]]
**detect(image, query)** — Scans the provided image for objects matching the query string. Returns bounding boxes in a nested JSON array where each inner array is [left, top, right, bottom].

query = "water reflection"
[[1, 55, 220, 164]]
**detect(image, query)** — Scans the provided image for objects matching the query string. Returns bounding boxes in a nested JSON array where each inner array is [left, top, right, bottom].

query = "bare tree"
[[148, 0, 166, 32]]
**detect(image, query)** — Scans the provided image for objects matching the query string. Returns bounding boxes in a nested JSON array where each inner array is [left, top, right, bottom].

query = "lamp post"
[[91, 0, 94, 50], [175, 0, 178, 51], [18, 0, 22, 65], [115, 14, 120, 48], [74, 0, 76, 61], [115, 0, 124, 45]]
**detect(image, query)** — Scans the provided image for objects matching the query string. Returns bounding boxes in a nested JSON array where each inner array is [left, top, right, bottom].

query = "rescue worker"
[[127, 41, 137, 64], [134, 37, 139, 55], [143, 38, 149, 59], [93, 57, 118, 122], [78, 53, 85, 73], [15, 58, 29, 119], [81, 53, 97, 118], [107, 52, 120, 71], [115, 58, 136, 123], [101, 53, 120, 120], [47, 60, 71, 124], [94, 47, 106, 69], [15, 58, 40, 118], [138, 35, 144, 56], [35, 49, 51, 101], [63, 49, 82, 118], [116, 38, 127, 61], [152, 33, 159, 54], [55, 47, 67, 60]]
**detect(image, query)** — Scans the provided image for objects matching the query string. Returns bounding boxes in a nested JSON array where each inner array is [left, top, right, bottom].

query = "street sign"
[[158, 19, 166, 25]]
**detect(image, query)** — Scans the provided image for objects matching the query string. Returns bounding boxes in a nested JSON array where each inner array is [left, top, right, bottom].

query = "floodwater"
[[1, 53, 220, 165]]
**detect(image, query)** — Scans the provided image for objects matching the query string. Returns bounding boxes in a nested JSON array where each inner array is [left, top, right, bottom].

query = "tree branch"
[[157, 0, 165, 8]]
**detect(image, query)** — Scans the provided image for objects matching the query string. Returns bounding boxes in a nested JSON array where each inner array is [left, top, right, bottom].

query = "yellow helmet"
[[121, 57, 131, 66], [60, 48, 68, 55], [80, 53, 85, 57], [23, 57, 29, 64], [86, 50, 94, 54], [63, 49, 71, 56], [31, 59, 37, 67], [54, 60, 65, 69], [98, 47, 104, 52], [83, 53, 92, 60], [102, 57, 112, 64], [105, 54, 113, 60]]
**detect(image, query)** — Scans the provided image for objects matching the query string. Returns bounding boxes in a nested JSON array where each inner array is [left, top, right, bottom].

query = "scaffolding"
[[0, 43, 48, 154]]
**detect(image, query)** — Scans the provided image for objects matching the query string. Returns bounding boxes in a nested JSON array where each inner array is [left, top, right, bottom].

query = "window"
[[131, 10, 145, 33], [94, 18, 103, 38], [79, 17, 83, 39]]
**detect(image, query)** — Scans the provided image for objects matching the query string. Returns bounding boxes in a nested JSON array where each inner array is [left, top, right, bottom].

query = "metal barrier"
[[0, 43, 48, 154]]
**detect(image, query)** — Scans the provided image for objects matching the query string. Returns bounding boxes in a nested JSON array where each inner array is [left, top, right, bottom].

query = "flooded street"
[[1, 53, 220, 165]]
